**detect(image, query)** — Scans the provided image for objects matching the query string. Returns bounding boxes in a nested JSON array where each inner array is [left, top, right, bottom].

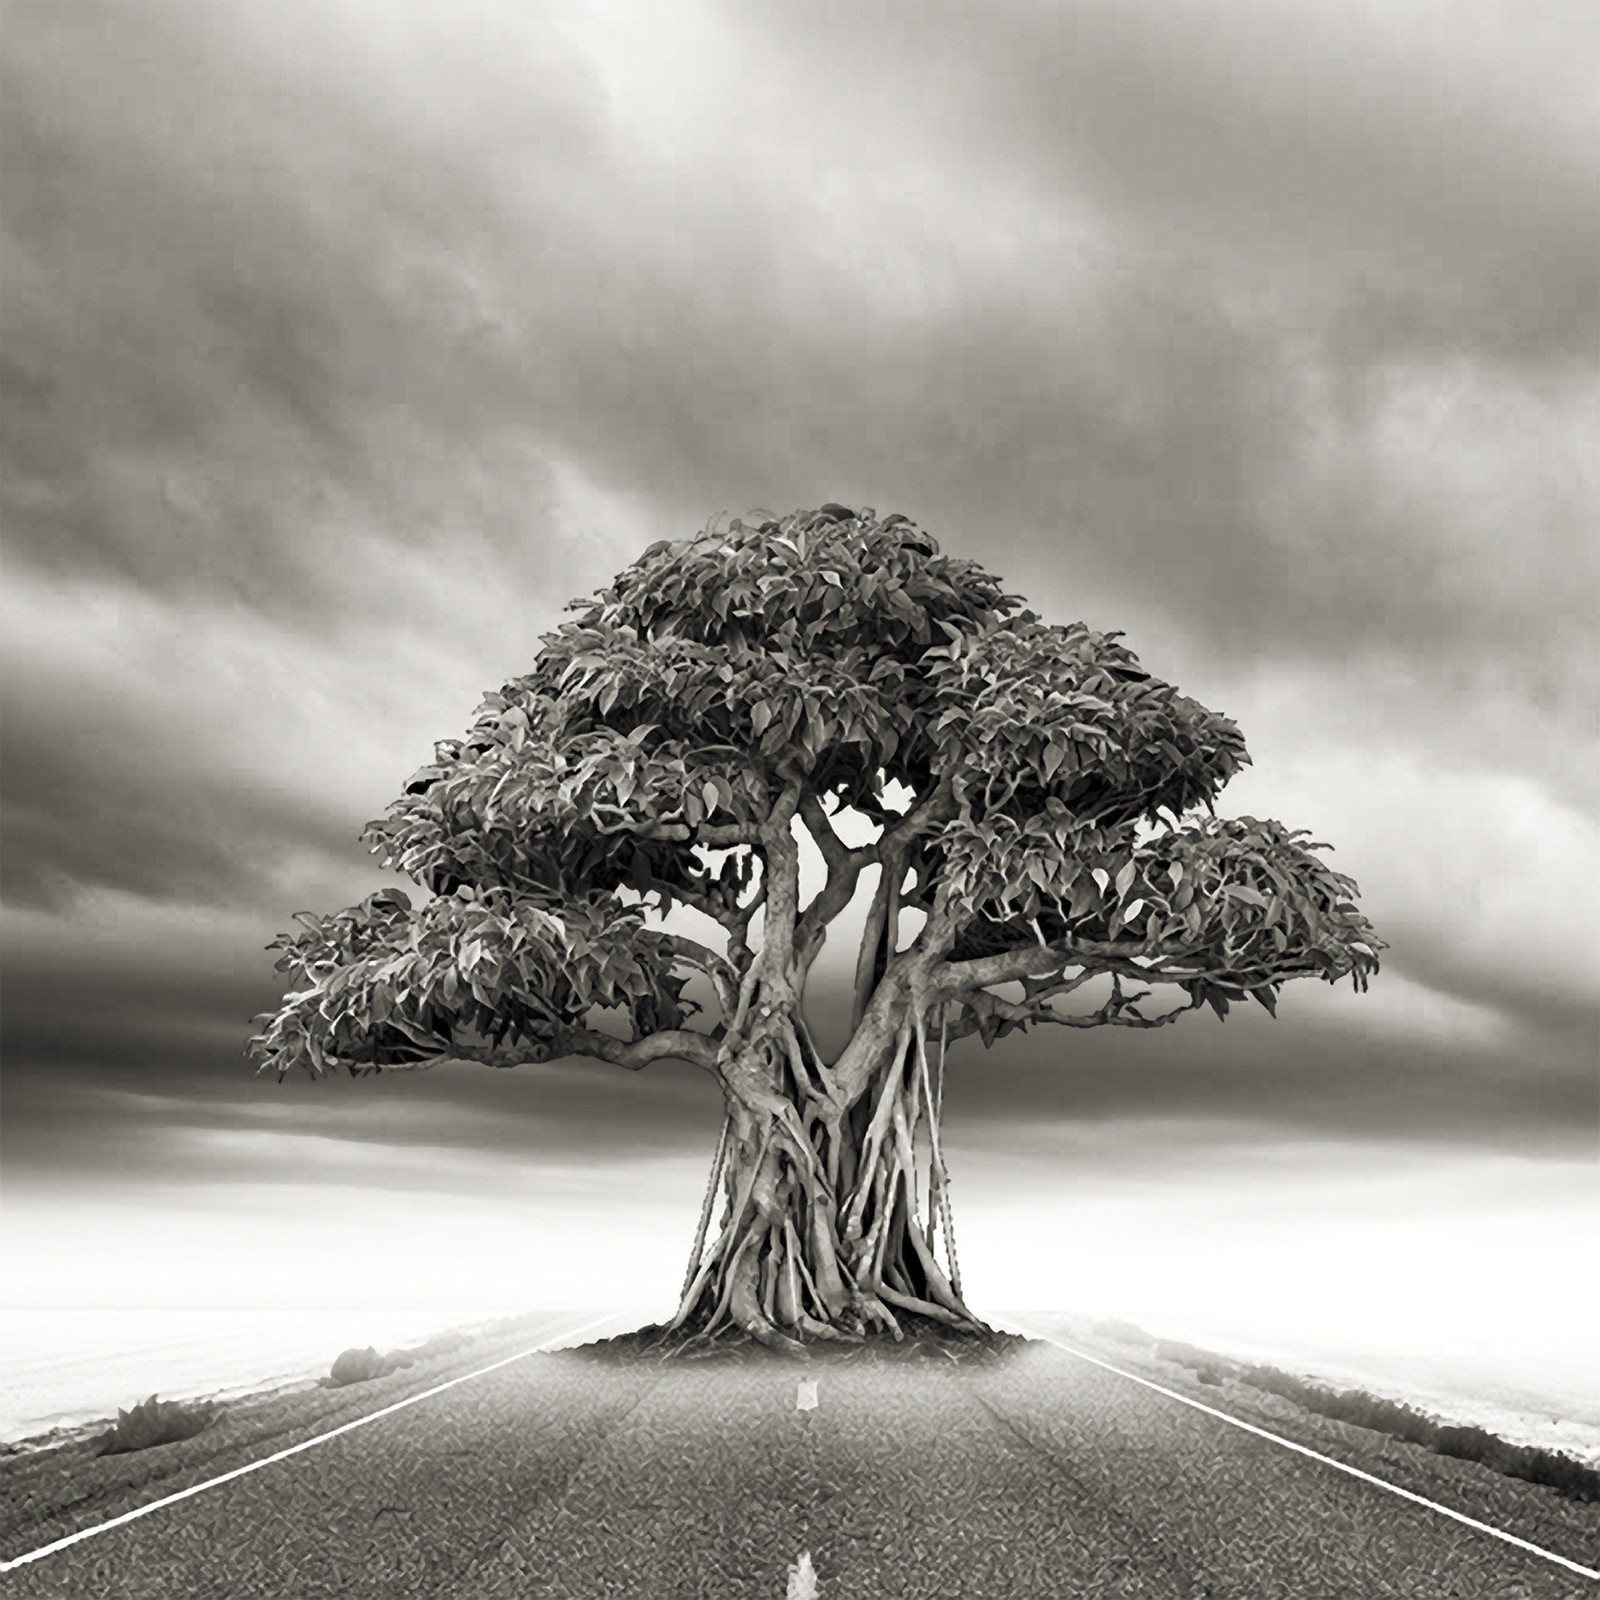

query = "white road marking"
[[785, 1548, 818, 1597], [1005, 1320, 1600, 1583], [0, 1312, 623, 1573], [795, 1378, 819, 1412]]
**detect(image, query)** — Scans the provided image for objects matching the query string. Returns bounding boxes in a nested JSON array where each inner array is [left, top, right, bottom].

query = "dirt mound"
[[570, 1312, 1030, 1367]]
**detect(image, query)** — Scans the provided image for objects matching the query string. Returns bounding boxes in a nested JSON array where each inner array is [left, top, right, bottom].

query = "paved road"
[[3, 1333, 1594, 1597]]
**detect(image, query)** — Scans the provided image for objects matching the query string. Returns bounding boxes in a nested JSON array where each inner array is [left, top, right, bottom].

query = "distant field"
[[0, 1307, 606, 1446], [1008, 1312, 1600, 1467], [6, 1302, 1591, 1470]]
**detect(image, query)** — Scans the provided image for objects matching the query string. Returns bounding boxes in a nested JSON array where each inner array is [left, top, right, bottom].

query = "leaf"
[[1042, 742, 1065, 780], [629, 850, 652, 893], [1091, 867, 1110, 895], [1122, 898, 1145, 924], [1115, 862, 1136, 900], [751, 700, 772, 734]]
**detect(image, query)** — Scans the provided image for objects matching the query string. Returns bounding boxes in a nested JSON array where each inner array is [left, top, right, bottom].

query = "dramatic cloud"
[[1, 0, 1593, 1337]]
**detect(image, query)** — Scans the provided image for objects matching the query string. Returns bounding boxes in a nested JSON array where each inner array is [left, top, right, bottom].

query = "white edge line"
[[0, 1311, 623, 1573], [1004, 1320, 1600, 1584]]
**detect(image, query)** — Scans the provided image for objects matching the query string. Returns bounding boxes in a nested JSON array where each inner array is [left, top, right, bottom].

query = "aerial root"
[[666, 1028, 977, 1346], [877, 1282, 982, 1330]]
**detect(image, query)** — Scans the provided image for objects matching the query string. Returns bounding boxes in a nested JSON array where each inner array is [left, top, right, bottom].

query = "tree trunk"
[[667, 1000, 979, 1352]]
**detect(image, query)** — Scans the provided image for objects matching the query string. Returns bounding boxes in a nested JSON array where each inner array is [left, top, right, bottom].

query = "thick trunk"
[[668, 1001, 978, 1352]]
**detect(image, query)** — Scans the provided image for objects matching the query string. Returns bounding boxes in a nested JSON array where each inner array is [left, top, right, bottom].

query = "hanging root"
[[731, 1225, 807, 1355], [680, 1111, 731, 1302], [667, 1000, 979, 1351]]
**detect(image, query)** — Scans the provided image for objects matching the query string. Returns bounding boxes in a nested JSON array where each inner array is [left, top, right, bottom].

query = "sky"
[[1, 0, 1595, 1386]]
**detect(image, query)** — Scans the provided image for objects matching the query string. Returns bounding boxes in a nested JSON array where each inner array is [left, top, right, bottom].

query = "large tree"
[[248, 507, 1382, 1352]]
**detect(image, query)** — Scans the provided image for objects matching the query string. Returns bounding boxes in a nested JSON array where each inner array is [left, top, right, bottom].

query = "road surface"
[[2, 1325, 1594, 1597]]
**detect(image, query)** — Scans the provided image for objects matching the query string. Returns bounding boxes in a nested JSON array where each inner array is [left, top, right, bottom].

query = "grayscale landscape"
[[3, 1311, 1598, 1596], [2, 1, 1595, 1595]]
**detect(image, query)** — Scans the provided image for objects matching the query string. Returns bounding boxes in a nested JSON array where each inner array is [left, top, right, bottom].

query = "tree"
[[247, 506, 1384, 1353]]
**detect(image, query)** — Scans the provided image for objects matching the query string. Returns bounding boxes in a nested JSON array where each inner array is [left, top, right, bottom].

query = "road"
[[2, 1324, 1594, 1597]]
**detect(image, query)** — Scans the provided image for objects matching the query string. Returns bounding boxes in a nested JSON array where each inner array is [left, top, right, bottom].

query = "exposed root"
[[855, 1292, 904, 1341], [577, 1311, 1024, 1367], [667, 997, 978, 1351], [877, 1282, 982, 1331]]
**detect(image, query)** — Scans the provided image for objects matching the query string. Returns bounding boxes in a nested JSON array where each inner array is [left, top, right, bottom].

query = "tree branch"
[[767, 773, 806, 829], [852, 864, 894, 1030], [799, 791, 850, 870], [944, 983, 1206, 1043], [757, 806, 803, 972], [796, 794, 875, 975], [878, 773, 957, 857], [655, 931, 741, 1018], [401, 1025, 719, 1074], [934, 935, 1257, 997], [723, 873, 766, 973], [847, 793, 945, 1029], [635, 820, 761, 848]]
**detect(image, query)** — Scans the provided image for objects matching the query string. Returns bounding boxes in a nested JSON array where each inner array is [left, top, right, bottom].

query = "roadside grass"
[[94, 1396, 222, 1456], [72, 1325, 483, 1461], [1091, 1319, 1600, 1504], [322, 1343, 420, 1388], [1, 1313, 599, 1560]]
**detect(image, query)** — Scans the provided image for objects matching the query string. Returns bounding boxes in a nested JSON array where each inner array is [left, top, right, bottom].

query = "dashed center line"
[[795, 1378, 819, 1412], [785, 1548, 818, 1597]]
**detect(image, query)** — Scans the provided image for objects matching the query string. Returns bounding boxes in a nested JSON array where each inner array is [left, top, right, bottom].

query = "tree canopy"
[[247, 505, 1382, 1088]]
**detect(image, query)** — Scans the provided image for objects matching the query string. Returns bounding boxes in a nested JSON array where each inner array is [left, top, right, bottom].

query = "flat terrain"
[[2, 1322, 1595, 1598]]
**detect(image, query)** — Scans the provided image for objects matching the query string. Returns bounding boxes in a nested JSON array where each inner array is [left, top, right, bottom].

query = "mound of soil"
[[571, 1312, 1030, 1367]]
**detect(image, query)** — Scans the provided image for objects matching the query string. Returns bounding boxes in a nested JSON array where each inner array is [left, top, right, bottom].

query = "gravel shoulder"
[[2, 1326, 1594, 1598]]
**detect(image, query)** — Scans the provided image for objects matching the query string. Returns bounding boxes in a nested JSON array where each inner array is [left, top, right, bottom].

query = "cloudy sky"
[[2, 0, 1595, 1379]]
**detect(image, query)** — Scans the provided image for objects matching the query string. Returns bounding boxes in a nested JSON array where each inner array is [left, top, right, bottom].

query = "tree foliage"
[[248, 504, 1382, 1086]]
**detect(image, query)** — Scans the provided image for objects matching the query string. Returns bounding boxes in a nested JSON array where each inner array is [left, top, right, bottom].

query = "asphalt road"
[[3, 1328, 1595, 1598]]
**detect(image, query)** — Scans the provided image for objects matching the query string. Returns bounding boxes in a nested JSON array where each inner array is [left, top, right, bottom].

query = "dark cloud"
[[816, 966, 1597, 1157], [0, 0, 598, 614], [3, 0, 1591, 715], [0, 0, 1593, 1223], [964, 1002, 1595, 1154], [0, 686, 362, 910], [0, 1059, 720, 1201], [5, 931, 1589, 1213], [733, 0, 1600, 368]]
